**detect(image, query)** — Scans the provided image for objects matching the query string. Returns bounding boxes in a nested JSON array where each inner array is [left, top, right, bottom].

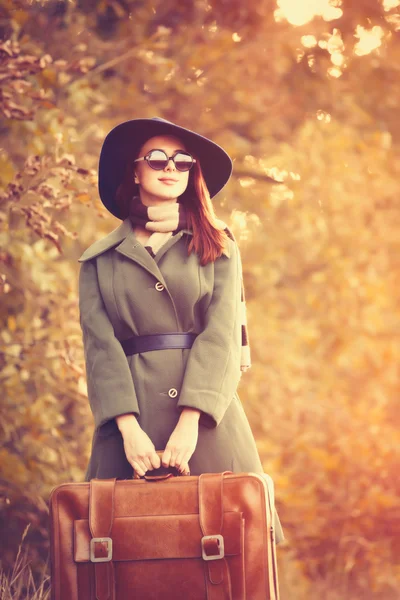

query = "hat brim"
[[98, 117, 233, 219]]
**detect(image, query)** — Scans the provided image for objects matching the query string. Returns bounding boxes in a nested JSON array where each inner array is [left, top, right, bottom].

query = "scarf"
[[128, 195, 251, 372]]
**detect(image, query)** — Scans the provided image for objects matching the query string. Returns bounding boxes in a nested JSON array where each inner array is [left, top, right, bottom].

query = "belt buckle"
[[201, 534, 225, 561], [90, 537, 113, 562]]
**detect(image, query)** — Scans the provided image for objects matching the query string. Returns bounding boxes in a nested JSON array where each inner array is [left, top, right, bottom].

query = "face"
[[133, 135, 191, 204]]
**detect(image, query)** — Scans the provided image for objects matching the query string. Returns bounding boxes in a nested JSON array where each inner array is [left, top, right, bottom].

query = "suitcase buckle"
[[90, 537, 113, 562], [201, 534, 225, 561]]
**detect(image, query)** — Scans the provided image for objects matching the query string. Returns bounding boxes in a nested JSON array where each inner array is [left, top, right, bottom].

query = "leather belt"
[[120, 332, 198, 356]]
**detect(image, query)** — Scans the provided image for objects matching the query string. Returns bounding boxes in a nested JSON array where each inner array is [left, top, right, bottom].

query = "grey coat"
[[78, 217, 284, 542]]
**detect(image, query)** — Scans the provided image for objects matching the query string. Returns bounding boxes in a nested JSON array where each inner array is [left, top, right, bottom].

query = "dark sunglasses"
[[134, 149, 196, 172]]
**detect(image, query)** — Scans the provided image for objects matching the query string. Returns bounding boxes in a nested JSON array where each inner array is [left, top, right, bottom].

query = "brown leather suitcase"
[[49, 466, 280, 599]]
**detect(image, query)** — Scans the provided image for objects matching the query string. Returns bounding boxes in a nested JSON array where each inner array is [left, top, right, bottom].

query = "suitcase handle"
[[132, 450, 191, 480]]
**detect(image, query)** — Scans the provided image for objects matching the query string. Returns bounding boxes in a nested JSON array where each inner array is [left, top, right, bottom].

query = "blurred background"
[[1, 0, 400, 598]]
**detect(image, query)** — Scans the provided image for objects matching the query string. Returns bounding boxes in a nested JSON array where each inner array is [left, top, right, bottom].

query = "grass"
[[1, 526, 397, 599], [0, 525, 50, 600]]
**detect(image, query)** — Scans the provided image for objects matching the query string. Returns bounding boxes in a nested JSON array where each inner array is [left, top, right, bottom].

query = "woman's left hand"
[[162, 409, 200, 474]]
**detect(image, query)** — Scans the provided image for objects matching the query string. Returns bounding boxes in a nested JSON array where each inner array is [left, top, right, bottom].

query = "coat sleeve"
[[79, 259, 140, 431], [176, 239, 243, 428]]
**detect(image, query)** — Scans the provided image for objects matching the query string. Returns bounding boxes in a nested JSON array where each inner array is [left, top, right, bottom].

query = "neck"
[[129, 193, 187, 233], [138, 190, 178, 207]]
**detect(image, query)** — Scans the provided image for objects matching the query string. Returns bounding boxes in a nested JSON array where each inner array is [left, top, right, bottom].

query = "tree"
[[1, 0, 399, 596]]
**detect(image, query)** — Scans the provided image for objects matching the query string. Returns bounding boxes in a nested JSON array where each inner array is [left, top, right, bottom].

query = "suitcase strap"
[[199, 472, 233, 600], [89, 474, 233, 600], [89, 478, 117, 600]]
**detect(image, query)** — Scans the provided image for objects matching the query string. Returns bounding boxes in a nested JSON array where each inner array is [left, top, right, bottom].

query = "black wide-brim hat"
[[98, 116, 233, 219]]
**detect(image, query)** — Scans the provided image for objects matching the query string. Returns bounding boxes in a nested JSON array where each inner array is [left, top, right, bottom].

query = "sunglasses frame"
[[134, 149, 197, 172]]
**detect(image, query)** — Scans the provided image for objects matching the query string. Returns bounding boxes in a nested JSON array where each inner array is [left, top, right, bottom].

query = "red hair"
[[115, 151, 229, 266]]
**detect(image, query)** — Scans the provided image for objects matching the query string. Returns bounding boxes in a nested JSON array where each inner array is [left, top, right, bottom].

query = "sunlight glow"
[[382, 0, 400, 10], [301, 35, 318, 48], [354, 25, 385, 56], [243, 156, 289, 184], [326, 29, 345, 69], [259, 161, 287, 182], [327, 66, 342, 78], [307, 55, 316, 70], [331, 52, 345, 66], [239, 177, 256, 188], [316, 110, 331, 123], [230, 210, 261, 242], [274, 0, 343, 26], [300, 29, 346, 75], [269, 185, 294, 208], [327, 29, 345, 54], [385, 13, 400, 29]]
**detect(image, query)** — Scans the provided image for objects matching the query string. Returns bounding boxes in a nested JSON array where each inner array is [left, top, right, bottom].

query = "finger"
[[131, 461, 146, 477], [141, 456, 153, 471], [178, 459, 190, 474], [179, 454, 192, 474], [169, 450, 178, 467], [176, 450, 190, 474], [150, 452, 161, 470], [162, 448, 171, 468], [174, 449, 187, 470]]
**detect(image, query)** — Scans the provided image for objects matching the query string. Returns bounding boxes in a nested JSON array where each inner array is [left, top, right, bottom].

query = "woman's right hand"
[[115, 414, 161, 476]]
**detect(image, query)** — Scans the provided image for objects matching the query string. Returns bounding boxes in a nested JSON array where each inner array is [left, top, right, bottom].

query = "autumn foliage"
[[1, 1, 400, 598]]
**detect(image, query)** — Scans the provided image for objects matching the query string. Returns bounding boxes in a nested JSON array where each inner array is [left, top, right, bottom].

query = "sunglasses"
[[134, 149, 196, 172]]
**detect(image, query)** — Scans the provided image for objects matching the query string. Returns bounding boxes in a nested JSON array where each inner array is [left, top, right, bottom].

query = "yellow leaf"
[[7, 315, 17, 332], [76, 192, 90, 203]]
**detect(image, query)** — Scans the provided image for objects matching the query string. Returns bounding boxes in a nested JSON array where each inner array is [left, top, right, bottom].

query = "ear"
[[134, 171, 140, 184]]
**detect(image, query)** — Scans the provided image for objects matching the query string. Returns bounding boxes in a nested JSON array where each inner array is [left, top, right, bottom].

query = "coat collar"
[[78, 217, 131, 263], [78, 217, 231, 263]]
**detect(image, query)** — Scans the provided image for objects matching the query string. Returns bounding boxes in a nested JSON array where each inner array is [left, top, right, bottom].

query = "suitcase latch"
[[90, 537, 113, 562], [201, 534, 225, 561]]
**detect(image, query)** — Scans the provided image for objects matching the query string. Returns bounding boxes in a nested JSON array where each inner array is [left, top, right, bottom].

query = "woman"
[[78, 116, 284, 543]]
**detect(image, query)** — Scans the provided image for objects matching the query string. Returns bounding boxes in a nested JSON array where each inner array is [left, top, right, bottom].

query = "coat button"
[[155, 282, 165, 291], [168, 388, 178, 398]]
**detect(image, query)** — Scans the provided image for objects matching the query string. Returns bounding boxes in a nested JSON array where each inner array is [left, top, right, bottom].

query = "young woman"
[[78, 117, 284, 543]]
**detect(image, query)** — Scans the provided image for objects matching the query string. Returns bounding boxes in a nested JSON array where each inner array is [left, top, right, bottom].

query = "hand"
[[115, 414, 160, 477], [162, 410, 200, 474]]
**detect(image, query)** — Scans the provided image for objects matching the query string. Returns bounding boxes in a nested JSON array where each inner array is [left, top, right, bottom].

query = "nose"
[[164, 157, 176, 172]]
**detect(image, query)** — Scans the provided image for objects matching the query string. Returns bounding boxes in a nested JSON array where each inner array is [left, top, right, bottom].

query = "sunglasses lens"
[[174, 152, 193, 171], [147, 150, 168, 170], [145, 150, 194, 171]]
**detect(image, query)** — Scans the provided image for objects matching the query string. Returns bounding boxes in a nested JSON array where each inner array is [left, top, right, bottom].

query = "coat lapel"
[[77, 217, 197, 283], [114, 229, 193, 282], [77, 218, 132, 263]]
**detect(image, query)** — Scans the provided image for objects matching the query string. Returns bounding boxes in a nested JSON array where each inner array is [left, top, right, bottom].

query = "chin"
[[141, 183, 188, 202], [155, 188, 186, 200]]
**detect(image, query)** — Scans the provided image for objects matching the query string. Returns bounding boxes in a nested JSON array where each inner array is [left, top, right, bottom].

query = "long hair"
[[115, 148, 229, 266]]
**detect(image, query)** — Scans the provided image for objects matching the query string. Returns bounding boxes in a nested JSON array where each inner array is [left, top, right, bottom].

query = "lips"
[[158, 178, 178, 183]]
